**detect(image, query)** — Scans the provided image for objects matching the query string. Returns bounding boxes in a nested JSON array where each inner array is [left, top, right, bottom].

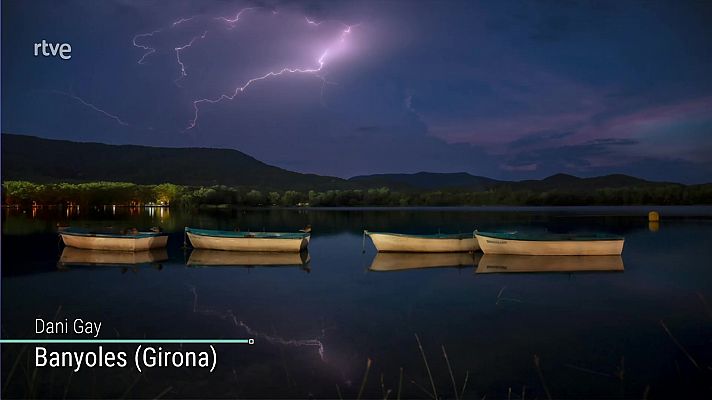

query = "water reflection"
[[369, 252, 480, 271], [476, 254, 624, 274], [58, 246, 168, 268], [649, 221, 660, 232], [189, 286, 326, 361], [187, 249, 310, 271], [146, 205, 169, 221], [5, 206, 712, 398]]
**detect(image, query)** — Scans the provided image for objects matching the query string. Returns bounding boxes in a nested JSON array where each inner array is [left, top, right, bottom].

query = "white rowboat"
[[475, 231, 624, 256], [185, 228, 310, 252], [365, 231, 479, 253], [59, 228, 168, 251]]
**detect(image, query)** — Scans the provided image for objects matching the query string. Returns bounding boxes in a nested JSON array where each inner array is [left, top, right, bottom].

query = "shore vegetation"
[[3, 180, 712, 208]]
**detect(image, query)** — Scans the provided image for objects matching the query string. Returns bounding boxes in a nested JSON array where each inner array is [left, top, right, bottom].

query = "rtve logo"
[[33, 40, 72, 60]]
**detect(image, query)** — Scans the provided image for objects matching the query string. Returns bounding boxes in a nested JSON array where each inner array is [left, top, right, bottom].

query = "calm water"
[[2, 206, 712, 399]]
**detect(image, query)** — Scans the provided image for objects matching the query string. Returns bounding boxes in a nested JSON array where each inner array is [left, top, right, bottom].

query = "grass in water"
[[415, 333, 438, 399], [442, 344, 459, 400], [660, 319, 700, 369], [357, 358, 372, 400], [534, 354, 553, 400], [397, 367, 403, 400]]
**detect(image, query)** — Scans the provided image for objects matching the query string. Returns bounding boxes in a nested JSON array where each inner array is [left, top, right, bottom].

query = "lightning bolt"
[[305, 16, 322, 26], [174, 30, 208, 84], [132, 29, 161, 64], [215, 7, 255, 28], [54, 90, 129, 126], [133, 16, 198, 64], [172, 16, 195, 27], [130, 10, 359, 129], [186, 23, 357, 129]]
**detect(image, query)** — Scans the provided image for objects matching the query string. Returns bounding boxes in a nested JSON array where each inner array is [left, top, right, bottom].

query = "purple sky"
[[2, 0, 711, 182]]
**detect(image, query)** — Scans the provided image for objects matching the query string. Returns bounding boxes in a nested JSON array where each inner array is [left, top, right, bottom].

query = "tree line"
[[3, 180, 712, 207]]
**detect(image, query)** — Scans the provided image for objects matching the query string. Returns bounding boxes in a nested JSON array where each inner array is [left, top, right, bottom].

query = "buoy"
[[648, 211, 660, 232]]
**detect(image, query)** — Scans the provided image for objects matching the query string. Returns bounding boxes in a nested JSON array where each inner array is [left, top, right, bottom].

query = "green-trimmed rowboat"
[[185, 227, 310, 252], [59, 227, 168, 251], [365, 231, 479, 253], [475, 231, 624, 256]]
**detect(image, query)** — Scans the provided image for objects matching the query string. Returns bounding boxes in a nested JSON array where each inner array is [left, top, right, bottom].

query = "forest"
[[3, 180, 712, 207]]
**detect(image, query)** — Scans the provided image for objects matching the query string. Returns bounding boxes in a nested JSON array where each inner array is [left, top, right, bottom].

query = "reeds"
[[353, 334, 472, 399], [442, 345, 458, 400], [660, 319, 699, 369], [533, 354, 552, 400], [415, 334, 438, 399], [380, 373, 392, 399], [154, 385, 174, 399], [357, 358, 372, 400], [397, 367, 403, 400], [459, 370, 470, 399]]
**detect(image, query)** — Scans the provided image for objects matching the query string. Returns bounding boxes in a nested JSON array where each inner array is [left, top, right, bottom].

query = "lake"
[[2, 206, 712, 399]]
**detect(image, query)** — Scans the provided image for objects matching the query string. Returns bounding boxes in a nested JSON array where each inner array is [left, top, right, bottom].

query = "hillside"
[[1, 133, 684, 193], [1, 134, 348, 190], [349, 171, 666, 192], [506, 173, 667, 191], [349, 172, 502, 190]]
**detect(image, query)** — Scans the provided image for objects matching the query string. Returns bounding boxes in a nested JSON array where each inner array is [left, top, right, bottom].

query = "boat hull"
[[60, 233, 168, 251], [477, 254, 624, 273], [476, 234, 624, 256], [186, 232, 309, 252], [368, 233, 478, 252]]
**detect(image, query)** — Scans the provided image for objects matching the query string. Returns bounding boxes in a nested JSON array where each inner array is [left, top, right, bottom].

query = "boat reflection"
[[476, 254, 624, 274], [58, 247, 168, 269], [187, 249, 311, 271], [369, 252, 480, 272]]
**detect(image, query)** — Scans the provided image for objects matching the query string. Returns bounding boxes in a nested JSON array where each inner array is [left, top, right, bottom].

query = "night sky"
[[2, 1, 711, 182]]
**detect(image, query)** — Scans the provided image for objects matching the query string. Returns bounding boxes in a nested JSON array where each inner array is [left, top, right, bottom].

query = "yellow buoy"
[[648, 211, 660, 232]]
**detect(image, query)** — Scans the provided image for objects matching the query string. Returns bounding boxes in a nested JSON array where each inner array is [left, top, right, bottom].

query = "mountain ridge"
[[1, 133, 348, 190], [1, 133, 686, 191]]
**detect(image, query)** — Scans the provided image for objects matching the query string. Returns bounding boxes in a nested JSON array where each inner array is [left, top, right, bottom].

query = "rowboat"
[[58, 247, 168, 267], [185, 227, 310, 252], [59, 227, 168, 251], [370, 252, 480, 272], [475, 231, 624, 256], [476, 254, 624, 274], [365, 231, 478, 252], [187, 249, 310, 267]]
